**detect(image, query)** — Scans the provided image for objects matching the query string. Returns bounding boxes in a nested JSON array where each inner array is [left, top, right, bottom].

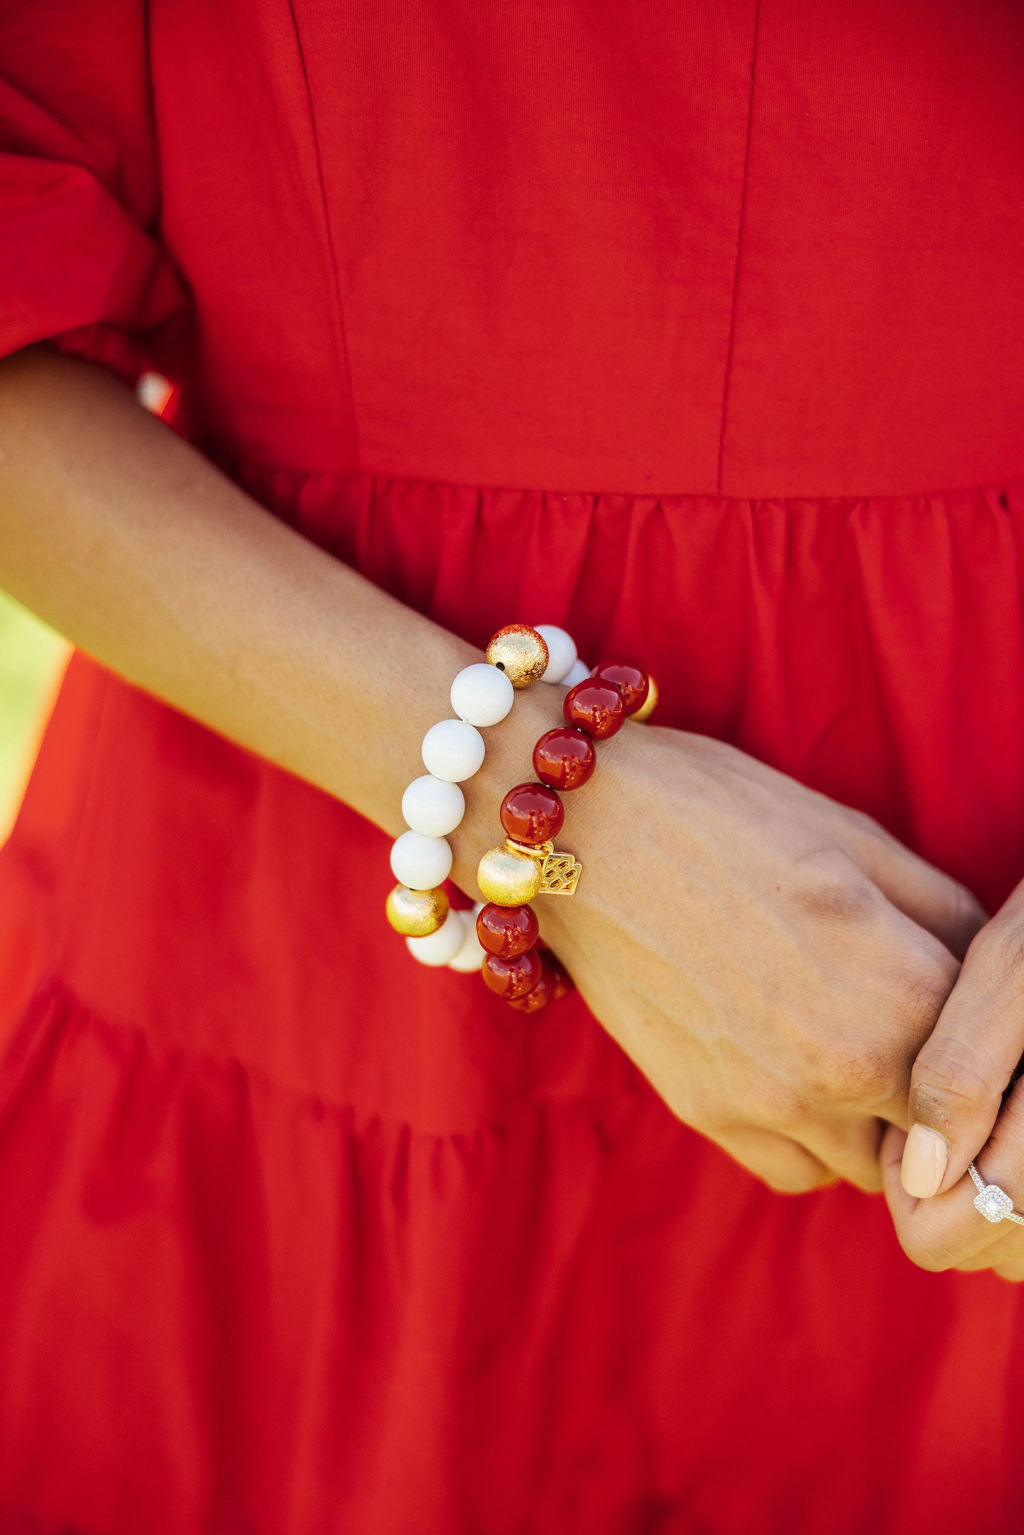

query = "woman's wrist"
[[447, 664, 658, 937]]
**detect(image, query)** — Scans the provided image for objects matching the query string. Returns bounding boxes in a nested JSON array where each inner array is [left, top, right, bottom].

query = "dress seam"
[[715, 0, 761, 496], [285, 1, 363, 469], [227, 453, 1024, 510]]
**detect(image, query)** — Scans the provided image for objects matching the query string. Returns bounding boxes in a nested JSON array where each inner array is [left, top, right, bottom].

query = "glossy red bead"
[[509, 955, 574, 1012], [544, 953, 574, 1001], [499, 782, 565, 845], [482, 948, 543, 1000], [508, 971, 552, 1012], [563, 679, 627, 739], [532, 727, 597, 790], [590, 659, 650, 715], [475, 902, 539, 958]]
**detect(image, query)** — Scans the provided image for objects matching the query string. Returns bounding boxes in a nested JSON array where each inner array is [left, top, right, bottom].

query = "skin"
[[0, 344, 999, 1233]]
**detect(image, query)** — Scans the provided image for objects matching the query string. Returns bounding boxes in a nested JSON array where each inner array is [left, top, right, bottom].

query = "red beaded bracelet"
[[475, 658, 653, 1012]]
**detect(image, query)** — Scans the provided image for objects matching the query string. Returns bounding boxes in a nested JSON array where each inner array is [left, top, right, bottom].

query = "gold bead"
[[476, 846, 543, 906], [485, 625, 550, 689], [385, 883, 449, 936], [631, 672, 659, 723]]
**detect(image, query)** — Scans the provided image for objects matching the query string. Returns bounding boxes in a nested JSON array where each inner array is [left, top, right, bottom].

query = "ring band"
[[968, 1162, 1024, 1227]]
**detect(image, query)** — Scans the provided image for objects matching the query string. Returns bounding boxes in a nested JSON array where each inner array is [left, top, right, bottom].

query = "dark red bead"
[[544, 954, 574, 1001], [482, 948, 542, 1000], [533, 727, 597, 791], [508, 971, 552, 1012], [563, 679, 626, 739], [499, 782, 565, 845], [510, 955, 574, 1012], [590, 659, 650, 715], [476, 902, 539, 959]]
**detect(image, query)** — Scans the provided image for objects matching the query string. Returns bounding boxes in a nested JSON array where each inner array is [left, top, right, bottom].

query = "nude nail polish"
[[901, 1124, 950, 1198]]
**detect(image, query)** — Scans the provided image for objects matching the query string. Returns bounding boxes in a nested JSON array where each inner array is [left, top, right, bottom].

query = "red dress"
[[2, 4, 1024, 1531]]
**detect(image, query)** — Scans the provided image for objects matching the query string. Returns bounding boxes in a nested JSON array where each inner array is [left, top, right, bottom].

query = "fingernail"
[[901, 1125, 950, 1198]]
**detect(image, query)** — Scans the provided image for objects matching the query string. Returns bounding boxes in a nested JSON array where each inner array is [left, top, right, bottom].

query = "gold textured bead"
[[631, 672, 659, 723], [385, 883, 450, 936], [485, 625, 550, 689], [476, 846, 543, 906]]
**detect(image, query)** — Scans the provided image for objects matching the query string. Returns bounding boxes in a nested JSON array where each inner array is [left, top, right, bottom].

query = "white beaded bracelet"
[[385, 624, 582, 974]]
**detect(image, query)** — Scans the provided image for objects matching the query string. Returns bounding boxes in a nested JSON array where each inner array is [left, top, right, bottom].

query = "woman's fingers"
[[848, 816, 986, 960], [718, 1122, 890, 1201], [712, 1127, 835, 1195], [881, 1126, 992, 1270], [882, 1094, 1024, 1277], [965, 1072, 1024, 1267], [899, 894, 1024, 1200], [796, 1115, 887, 1193], [879, 874, 1024, 1283]]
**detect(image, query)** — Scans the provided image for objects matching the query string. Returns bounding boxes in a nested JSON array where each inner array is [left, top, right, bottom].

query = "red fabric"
[[2, 4, 1024, 1531]]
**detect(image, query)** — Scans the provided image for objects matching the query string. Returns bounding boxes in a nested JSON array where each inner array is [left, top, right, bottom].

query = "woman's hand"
[[521, 721, 985, 1194], [881, 877, 1024, 1278]]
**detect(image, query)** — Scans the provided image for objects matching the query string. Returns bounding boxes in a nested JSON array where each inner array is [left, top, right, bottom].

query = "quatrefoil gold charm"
[[503, 838, 582, 896]]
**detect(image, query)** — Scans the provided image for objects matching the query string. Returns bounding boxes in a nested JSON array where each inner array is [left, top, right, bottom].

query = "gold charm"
[[539, 847, 584, 895], [504, 838, 583, 896]]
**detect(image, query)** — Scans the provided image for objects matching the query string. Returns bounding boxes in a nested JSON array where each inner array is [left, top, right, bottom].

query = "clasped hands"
[[531, 723, 1024, 1281]]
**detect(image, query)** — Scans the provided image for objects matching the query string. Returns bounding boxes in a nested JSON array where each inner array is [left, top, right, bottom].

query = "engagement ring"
[[968, 1162, 1024, 1227]]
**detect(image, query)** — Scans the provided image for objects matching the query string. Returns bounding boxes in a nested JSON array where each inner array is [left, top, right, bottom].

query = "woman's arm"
[[0, 345, 517, 852], [0, 344, 985, 1194]]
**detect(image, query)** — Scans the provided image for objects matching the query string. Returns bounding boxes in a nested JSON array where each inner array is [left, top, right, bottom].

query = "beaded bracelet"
[[385, 623, 584, 972], [474, 658, 653, 1013]]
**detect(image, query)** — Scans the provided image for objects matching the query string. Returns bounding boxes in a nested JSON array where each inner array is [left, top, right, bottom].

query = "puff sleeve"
[[0, 0, 189, 385]]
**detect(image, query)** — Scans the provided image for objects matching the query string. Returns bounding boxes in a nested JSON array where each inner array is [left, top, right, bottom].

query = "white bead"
[[421, 718, 486, 782], [562, 657, 591, 688], [534, 625, 578, 683], [390, 829, 453, 890], [447, 911, 487, 972], [450, 663, 515, 727], [406, 910, 467, 967], [401, 775, 466, 836]]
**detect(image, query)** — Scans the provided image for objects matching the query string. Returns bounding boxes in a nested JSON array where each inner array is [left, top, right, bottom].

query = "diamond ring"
[[968, 1162, 1024, 1227]]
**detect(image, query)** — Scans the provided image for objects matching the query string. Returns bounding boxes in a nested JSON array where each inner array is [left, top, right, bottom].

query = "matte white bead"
[[562, 657, 591, 688], [447, 911, 487, 972], [421, 718, 486, 782], [390, 829, 453, 890], [401, 775, 466, 837], [534, 625, 578, 683], [450, 663, 515, 727], [406, 910, 467, 967]]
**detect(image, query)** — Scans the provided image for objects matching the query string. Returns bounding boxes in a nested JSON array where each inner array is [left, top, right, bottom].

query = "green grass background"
[[0, 590, 69, 838]]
